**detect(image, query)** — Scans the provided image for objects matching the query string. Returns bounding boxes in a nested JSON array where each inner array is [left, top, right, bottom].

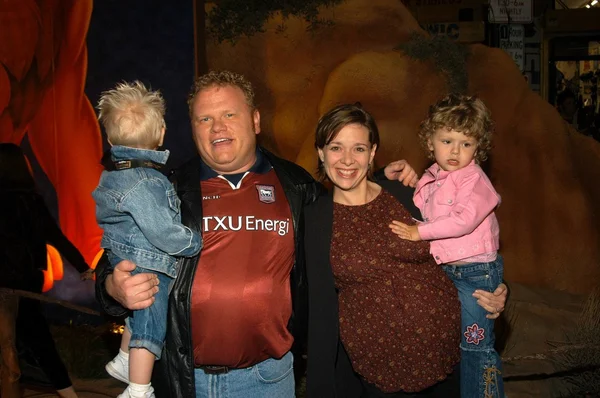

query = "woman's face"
[[318, 123, 377, 193]]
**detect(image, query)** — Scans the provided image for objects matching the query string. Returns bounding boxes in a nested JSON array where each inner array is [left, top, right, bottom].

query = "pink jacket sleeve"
[[417, 170, 500, 241]]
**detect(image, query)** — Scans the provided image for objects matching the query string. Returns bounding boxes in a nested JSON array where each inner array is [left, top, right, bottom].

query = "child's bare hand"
[[389, 220, 421, 241]]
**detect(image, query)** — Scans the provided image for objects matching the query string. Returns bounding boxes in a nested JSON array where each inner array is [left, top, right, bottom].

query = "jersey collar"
[[198, 147, 272, 183]]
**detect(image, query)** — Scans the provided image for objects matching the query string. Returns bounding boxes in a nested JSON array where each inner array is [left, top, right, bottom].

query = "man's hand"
[[106, 260, 159, 310], [384, 160, 419, 187], [389, 220, 421, 241], [473, 283, 508, 319]]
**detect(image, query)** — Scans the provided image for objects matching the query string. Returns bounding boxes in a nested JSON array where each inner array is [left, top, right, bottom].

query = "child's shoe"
[[117, 384, 155, 398], [105, 349, 129, 384]]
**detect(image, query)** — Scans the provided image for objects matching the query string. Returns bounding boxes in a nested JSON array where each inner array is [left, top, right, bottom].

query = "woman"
[[305, 104, 507, 397], [0, 143, 89, 398]]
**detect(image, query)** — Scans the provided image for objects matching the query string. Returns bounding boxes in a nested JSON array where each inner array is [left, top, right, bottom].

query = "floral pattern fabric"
[[331, 189, 461, 393]]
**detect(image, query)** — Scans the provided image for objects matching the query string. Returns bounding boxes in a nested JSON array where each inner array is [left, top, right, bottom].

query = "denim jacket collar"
[[110, 145, 170, 165]]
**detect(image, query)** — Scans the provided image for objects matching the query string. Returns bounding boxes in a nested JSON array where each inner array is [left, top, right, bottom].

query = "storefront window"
[[550, 36, 600, 138]]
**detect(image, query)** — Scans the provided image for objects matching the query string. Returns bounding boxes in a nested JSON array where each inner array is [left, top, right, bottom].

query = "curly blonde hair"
[[419, 94, 494, 163], [187, 70, 255, 117]]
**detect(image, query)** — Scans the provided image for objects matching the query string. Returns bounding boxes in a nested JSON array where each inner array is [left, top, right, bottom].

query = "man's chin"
[[208, 157, 255, 174]]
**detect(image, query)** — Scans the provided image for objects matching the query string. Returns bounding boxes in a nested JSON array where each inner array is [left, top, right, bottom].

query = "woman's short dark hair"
[[0, 143, 36, 192], [314, 103, 380, 181]]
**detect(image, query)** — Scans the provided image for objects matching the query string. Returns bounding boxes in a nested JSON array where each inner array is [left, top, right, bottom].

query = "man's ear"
[[253, 109, 261, 135]]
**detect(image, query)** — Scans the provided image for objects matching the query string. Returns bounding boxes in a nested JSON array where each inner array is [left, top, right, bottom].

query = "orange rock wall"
[[206, 0, 600, 293]]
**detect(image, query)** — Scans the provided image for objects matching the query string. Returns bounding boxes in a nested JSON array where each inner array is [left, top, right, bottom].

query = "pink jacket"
[[414, 161, 500, 264]]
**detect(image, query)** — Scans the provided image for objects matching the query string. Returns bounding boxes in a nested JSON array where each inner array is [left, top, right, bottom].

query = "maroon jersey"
[[190, 154, 295, 368]]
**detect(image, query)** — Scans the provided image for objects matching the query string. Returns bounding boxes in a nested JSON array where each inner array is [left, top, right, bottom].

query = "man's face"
[[191, 85, 260, 174]]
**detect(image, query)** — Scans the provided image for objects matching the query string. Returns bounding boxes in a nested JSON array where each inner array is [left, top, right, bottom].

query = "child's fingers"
[[389, 224, 407, 233], [389, 228, 401, 235], [389, 225, 410, 239]]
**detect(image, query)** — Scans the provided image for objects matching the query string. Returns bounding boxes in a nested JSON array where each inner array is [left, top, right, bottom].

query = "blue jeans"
[[442, 256, 504, 398], [194, 351, 295, 398], [125, 266, 173, 359]]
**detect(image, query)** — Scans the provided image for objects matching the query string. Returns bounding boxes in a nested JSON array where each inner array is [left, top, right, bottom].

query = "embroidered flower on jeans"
[[464, 323, 485, 345]]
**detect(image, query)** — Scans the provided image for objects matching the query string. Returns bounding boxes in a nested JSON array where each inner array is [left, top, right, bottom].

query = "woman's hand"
[[389, 220, 422, 241], [473, 283, 508, 319]]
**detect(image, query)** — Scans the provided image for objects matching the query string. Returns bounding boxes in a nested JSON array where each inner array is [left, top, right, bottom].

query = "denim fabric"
[[93, 146, 202, 277], [442, 256, 504, 398], [124, 266, 174, 359], [193, 351, 295, 398]]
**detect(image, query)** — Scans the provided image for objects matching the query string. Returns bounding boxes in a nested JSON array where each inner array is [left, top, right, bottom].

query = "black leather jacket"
[[95, 147, 322, 397]]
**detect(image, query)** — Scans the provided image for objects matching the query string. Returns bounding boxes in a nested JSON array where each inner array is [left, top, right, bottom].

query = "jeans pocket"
[[254, 352, 294, 384], [465, 269, 494, 290]]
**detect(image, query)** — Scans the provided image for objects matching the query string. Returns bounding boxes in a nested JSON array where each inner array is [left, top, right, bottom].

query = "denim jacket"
[[93, 146, 201, 277]]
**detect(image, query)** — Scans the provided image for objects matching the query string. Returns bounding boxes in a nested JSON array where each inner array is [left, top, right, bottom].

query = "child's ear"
[[158, 127, 166, 147], [426, 138, 434, 152]]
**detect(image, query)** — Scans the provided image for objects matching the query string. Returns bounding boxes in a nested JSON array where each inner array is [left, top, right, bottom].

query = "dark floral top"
[[331, 189, 460, 393]]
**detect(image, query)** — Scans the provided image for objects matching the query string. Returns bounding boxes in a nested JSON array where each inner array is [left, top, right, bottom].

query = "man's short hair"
[[187, 70, 255, 117], [97, 81, 166, 149], [419, 94, 494, 163]]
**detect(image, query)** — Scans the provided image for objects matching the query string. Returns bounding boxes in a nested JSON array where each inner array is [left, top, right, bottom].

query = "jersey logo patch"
[[256, 184, 275, 203]]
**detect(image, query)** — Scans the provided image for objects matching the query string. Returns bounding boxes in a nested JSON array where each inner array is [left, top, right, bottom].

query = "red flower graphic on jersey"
[[464, 323, 485, 345]]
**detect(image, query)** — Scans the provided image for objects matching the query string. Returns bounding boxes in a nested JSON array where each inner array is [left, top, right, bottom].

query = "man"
[[96, 71, 506, 397], [557, 89, 579, 130]]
